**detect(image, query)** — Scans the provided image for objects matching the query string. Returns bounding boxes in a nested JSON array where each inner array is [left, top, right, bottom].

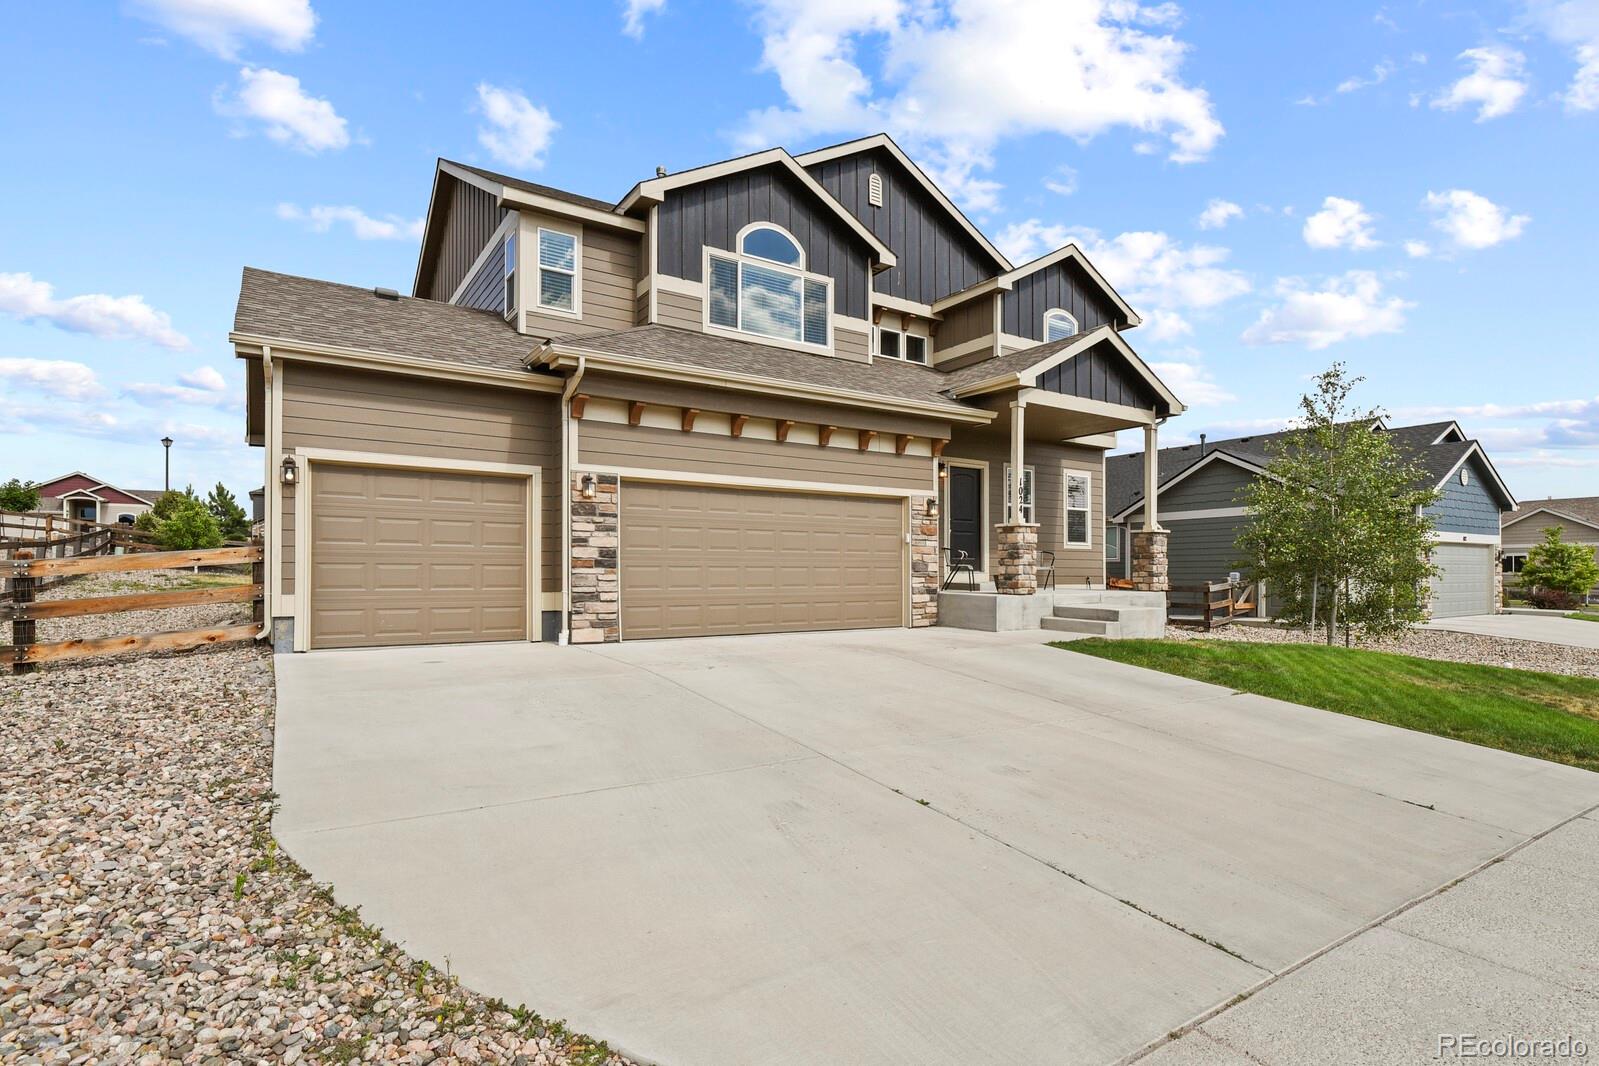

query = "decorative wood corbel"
[[730, 414, 749, 439], [775, 419, 794, 443], [858, 429, 877, 452], [681, 408, 698, 432], [895, 434, 914, 455], [628, 401, 646, 426], [570, 394, 589, 420], [818, 425, 836, 447]]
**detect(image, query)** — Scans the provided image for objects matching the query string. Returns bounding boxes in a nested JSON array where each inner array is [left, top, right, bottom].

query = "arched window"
[[740, 225, 803, 267], [1044, 309, 1078, 342]]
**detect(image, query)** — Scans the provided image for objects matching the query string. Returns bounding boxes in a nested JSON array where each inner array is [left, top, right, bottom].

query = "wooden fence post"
[[251, 539, 265, 626], [11, 549, 35, 675]]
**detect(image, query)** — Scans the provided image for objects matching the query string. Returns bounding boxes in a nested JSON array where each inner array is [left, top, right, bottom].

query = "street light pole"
[[161, 436, 173, 493]]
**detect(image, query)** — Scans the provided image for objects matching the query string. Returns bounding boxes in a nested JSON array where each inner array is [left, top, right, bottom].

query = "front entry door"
[[72, 501, 97, 523], [948, 466, 983, 570]]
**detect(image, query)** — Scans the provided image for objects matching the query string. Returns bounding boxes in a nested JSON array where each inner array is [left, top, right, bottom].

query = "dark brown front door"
[[948, 466, 983, 569]]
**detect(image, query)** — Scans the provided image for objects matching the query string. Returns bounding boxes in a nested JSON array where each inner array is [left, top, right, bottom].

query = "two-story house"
[[233, 135, 1184, 651]]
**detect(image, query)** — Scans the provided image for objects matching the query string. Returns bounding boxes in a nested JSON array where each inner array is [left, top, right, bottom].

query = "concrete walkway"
[[1426, 611, 1599, 649], [273, 628, 1599, 1066]]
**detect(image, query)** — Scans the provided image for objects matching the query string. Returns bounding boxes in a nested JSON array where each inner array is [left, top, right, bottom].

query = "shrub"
[[1527, 586, 1579, 611], [1520, 527, 1599, 605], [155, 495, 223, 550], [0, 478, 41, 512]]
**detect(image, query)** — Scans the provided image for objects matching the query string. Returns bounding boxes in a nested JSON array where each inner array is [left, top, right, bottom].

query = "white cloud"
[[1241, 271, 1412, 350], [1149, 357, 1235, 406], [216, 66, 349, 152], [1521, 0, 1599, 111], [1403, 239, 1432, 258], [1430, 46, 1528, 121], [1044, 165, 1079, 197], [1196, 198, 1242, 230], [474, 83, 558, 170], [127, 0, 316, 58], [622, 0, 668, 38], [180, 365, 227, 391], [124, 366, 235, 409], [996, 219, 1074, 263], [0, 272, 189, 350], [1073, 229, 1251, 338], [1336, 59, 1395, 94], [1302, 196, 1380, 250], [1423, 188, 1530, 250], [0, 358, 103, 400], [276, 202, 424, 240], [736, 0, 1223, 211]]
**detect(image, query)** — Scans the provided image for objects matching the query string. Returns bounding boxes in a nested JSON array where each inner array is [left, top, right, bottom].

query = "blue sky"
[[2, 0, 1596, 503]]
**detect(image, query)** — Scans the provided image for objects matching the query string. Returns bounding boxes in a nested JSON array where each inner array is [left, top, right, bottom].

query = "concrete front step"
[[1040, 616, 1111, 636]]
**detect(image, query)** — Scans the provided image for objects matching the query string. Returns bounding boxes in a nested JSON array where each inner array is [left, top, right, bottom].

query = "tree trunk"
[[1326, 575, 1338, 646], [1310, 573, 1320, 642]]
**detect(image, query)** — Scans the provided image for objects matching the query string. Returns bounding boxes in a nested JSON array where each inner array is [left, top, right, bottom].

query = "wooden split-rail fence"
[[1167, 580, 1258, 631], [2, 545, 264, 674]]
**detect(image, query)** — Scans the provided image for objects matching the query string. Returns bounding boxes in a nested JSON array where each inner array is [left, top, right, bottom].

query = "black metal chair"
[[1037, 549, 1057, 591], [942, 547, 978, 591]]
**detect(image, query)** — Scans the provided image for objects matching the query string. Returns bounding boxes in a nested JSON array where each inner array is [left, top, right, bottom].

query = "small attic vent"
[[867, 171, 883, 208], [373, 287, 400, 300]]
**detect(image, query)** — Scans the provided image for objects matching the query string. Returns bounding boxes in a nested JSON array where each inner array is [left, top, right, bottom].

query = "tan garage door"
[[621, 482, 904, 639], [310, 464, 527, 649]]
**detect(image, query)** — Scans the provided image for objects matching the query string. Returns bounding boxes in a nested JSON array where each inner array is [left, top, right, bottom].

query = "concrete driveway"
[[1425, 611, 1599, 649], [274, 628, 1599, 1066]]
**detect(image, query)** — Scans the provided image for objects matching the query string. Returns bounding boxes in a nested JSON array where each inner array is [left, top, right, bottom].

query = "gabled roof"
[[443, 160, 616, 214], [794, 133, 1012, 273], [1502, 496, 1599, 532], [617, 147, 897, 269], [1108, 448, 1271, 521], [941, 325, 1183, 414], [932, 243, 1142, 327]]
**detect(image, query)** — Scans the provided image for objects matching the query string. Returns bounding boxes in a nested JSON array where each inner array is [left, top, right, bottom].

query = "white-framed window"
[[536, 227, 578, 314], [1502, 553, 1526, 574], [1004, 464, 1035, 524], [1104, 522, 1120, 561], [876, 326, 928, 364], [707, 223, 830, 348], [1064, 470, 1092, 547], [1044, 308, 1078, 342], [502, 233, 517, 318]]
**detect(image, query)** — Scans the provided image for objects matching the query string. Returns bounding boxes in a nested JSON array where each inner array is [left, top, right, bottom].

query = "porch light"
[[279, 455, 298, 485], [579, 472, 596, 499], [938, 462, 949, 479], [926, 498, 938, 519]]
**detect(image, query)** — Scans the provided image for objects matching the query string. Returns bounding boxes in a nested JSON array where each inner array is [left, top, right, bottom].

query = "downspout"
[[558, 354, 587, 645], [256, 346, 275, 642]]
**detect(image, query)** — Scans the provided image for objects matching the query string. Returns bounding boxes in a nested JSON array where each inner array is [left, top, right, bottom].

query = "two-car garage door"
[[310, 465, 528, 649], [620, 482, 905, 639]]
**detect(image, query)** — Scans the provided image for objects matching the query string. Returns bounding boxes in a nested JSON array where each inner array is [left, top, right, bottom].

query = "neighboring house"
[[32, 472, 161, 524], [1501, 496, 1599, 602], [1106, 420, 1517, 619], [233, 134, 1186, 651]]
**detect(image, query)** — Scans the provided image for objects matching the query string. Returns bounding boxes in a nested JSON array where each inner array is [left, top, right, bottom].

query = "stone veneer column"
[[1130, 529, 1170, 593], [994, 523, 1039, 594], [910, 497, 939, 626], [1493, 546, 1504, 614], [569, 472, 619, 643]]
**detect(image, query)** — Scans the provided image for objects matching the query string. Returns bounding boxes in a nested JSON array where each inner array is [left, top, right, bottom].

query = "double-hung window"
[[502, 234, 517, 318], [536, 227, 578, 313], [876, 327, 928, 364], [1044, 309, 1078, 342], [707, 225, 830, 347], [1104, 522, 1120, 561], [1064, 471, 1092, 547], [1004, 464, 1035, 524]]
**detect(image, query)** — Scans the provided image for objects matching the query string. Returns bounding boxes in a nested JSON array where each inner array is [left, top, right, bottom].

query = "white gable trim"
[[1501, 505, 1599, 534], [951, 326, 1184, 414], [1110, 450, 1272, 523], [794, 134, 1012, 272], [1434, 442, 1516, 510]]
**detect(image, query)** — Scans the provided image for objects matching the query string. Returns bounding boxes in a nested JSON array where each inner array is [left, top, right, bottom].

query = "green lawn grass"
[[1566, 611, 1599, 624], [1057, 638, 1599, 773]]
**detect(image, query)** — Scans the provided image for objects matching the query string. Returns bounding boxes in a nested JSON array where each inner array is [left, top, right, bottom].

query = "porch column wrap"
[[910, 497, 939, 627], [1130, 529, 1169, 593], [994, 523, 1040, 595], [569, 472, 620, 643], [1010, 400, 1026, 522], [1142, 420, 1161, 531]]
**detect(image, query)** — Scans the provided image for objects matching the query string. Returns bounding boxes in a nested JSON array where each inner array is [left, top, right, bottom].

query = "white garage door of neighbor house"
[[1429, 542, 1494, 619], [620, 482, 904, 639], [309, 464, 529, 649]]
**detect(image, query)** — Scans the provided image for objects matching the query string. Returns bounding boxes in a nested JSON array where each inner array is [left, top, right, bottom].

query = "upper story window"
[[502, 234, 517, 319], [876, 326, 927, 364], [1044, 309, 1078, 342], [707, 224, 830, 348], [536, 227, 578, 314]]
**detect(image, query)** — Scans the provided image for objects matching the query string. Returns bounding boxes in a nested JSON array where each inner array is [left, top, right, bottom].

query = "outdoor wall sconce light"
[[938, 462, 949, 479], [579, 472, 596, 499], [280, 455, 298, 484], [926, 498, 938, 519]]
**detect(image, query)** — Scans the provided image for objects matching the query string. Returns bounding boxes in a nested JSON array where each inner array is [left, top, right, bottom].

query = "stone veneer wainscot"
[[569, 473, 619, 643]]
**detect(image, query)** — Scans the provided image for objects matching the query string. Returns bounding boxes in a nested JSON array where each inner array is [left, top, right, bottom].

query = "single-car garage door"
[[310, 464, 528, 649], [1429, 542, 1494, 619], [620, 482, 904, 639]]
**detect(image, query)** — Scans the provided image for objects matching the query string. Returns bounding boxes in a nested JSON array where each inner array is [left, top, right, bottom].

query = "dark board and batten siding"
[[656, 164, 872, 320], [1035, 342, 1161, 410], [1003, 261, 1121, 343], [422, 178, 507, 301], [1426, 454, 1504, 537], [458, 239, 505, 314], [806, 149, 1000, 306]]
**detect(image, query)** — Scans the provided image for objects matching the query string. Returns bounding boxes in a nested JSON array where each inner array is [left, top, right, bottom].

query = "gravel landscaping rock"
[[1, 571, 633, 1065], [1167, 622, 1599, 679]]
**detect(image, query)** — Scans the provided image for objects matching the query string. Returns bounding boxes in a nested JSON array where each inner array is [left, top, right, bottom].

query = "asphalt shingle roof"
[[446, 161, 618, 214], [234, 268, 546, 374], [1510, 496, 1599, 529]]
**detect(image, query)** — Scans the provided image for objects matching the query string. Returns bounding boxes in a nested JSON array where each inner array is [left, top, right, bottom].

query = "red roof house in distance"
[[34, 472, 162, 524]]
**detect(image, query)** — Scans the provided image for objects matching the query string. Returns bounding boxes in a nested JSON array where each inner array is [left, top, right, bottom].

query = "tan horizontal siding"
[[579, 420, 934, 493], [281, 484, 296, 593], [657, 289, 703, 330], [944, 431, 1106, 585], [1502, 514, 1599, 550], [835, 325, 870, 363], [281, 363, 562, 594]]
